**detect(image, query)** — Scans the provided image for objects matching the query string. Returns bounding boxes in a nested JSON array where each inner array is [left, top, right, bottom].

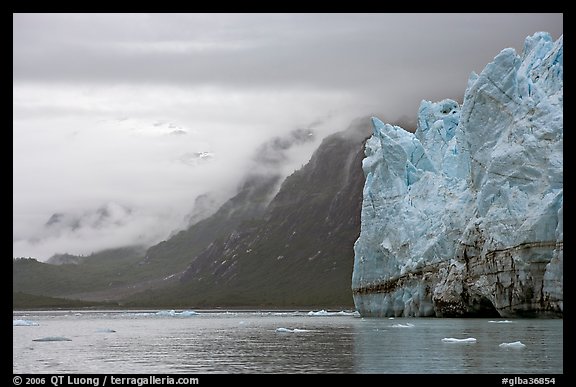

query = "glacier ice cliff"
[[352, 32, 563, 317]]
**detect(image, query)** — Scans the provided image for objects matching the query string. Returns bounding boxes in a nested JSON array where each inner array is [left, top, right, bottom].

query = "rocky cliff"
[[352, 32, 563, 317], [171, 118, 370, 306]]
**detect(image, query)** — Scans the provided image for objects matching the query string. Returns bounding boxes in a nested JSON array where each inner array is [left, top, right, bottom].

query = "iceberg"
[[390, 323, 415, 328], [488, 320, 514, 324], [13, 319, 39, 326], [499, 341, 526, 348], [275, 328, 311, 333], [307, 310, 360, 317], [442, 338, 477, 343], [352, 32, 563, 318], [121, 312, 156, 317], [155, 310, 198, 317]]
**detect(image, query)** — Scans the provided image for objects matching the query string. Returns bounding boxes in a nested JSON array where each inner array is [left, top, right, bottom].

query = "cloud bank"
[[13, 13, 563, 260]]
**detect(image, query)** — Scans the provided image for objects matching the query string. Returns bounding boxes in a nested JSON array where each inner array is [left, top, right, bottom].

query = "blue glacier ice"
[[352, 32, 563, 318]]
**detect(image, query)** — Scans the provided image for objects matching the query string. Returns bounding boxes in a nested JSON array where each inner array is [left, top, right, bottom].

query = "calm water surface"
[[13, 310, 562, 374]]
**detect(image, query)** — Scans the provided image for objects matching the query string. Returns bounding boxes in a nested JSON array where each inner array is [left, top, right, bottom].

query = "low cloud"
[[12, 13, 562, 260]]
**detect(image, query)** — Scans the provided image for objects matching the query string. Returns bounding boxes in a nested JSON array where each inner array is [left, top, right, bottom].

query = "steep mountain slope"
[[14, 121, 370, 308], [127, 118, 371, 307], [13, 247, 145, 299]]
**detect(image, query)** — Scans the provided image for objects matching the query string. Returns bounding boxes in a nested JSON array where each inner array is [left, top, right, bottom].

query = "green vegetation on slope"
[[13, 292, 116, 309]]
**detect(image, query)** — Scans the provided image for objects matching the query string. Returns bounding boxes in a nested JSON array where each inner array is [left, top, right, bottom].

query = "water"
[[13, 310, 563, 374]]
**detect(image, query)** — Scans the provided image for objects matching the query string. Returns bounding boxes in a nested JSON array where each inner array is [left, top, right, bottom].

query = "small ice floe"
[[272, 312, 299, 316], [13, 319, 39, 326], [95, 328, 116, 333], [122, 312, 156, 317], [488, 320, 514, 323], [308, 310, 334, 316], [442, 337, 477, 343], [155, 310, 198, 317], [178, 310, 198, 317], [275, 328, 311, 333], [308, 310, 360, 317], [391, 323, 415, 328], [499, 341, 526, 349], [33, 336, 72, 342]]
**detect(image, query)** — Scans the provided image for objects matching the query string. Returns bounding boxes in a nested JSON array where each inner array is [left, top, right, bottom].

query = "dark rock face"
[[177, 118, 370, 306]]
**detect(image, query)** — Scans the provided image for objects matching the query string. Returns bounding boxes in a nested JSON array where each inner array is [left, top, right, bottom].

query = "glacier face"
[[352, 32, 563, 317]]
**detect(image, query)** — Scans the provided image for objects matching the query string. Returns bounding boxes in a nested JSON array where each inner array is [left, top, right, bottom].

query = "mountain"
[[46, 253, 85, 265], [135, 128, 316, 279], [127, 118, 370, 307], [353, 32, 563, 317], [13, 247, 146, 301], [14, 123, 369, 308]]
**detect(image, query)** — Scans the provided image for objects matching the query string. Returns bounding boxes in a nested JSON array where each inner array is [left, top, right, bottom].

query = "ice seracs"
[[352, 32, 563, 318]]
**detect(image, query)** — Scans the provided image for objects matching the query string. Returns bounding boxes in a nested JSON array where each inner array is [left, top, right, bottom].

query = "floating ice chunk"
[[13, 319, 39, 326], [308, 310, 330, 316], [488, 320, 514, 323], [391, 323, 415, 328], [442, 338, 477, 343], [499, 341, 526, 348], [33, 336, 72, 342], [179, 310, 199, 317], [156, 310, 176, 316], [275, 328, 311, 333], [95, 328, 116, 333], [155, 310, 198, 317], [308, 310, 360, 317], [272, 312, 300, 316]]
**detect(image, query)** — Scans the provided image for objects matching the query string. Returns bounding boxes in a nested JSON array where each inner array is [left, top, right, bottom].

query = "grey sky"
[[13, 13, 563, 260]]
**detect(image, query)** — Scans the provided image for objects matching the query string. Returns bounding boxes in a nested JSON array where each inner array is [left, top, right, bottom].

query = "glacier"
[[352, 32, 563, 318]]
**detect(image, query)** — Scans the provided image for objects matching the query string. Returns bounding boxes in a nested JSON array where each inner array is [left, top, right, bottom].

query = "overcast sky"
[[13, 13, 563, 261]]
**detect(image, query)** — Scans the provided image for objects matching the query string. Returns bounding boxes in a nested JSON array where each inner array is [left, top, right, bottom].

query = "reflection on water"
[[13, 311, 562, 374]]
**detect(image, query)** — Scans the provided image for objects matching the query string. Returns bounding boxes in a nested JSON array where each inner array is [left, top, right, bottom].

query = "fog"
[[13, 13, 562, 260]]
